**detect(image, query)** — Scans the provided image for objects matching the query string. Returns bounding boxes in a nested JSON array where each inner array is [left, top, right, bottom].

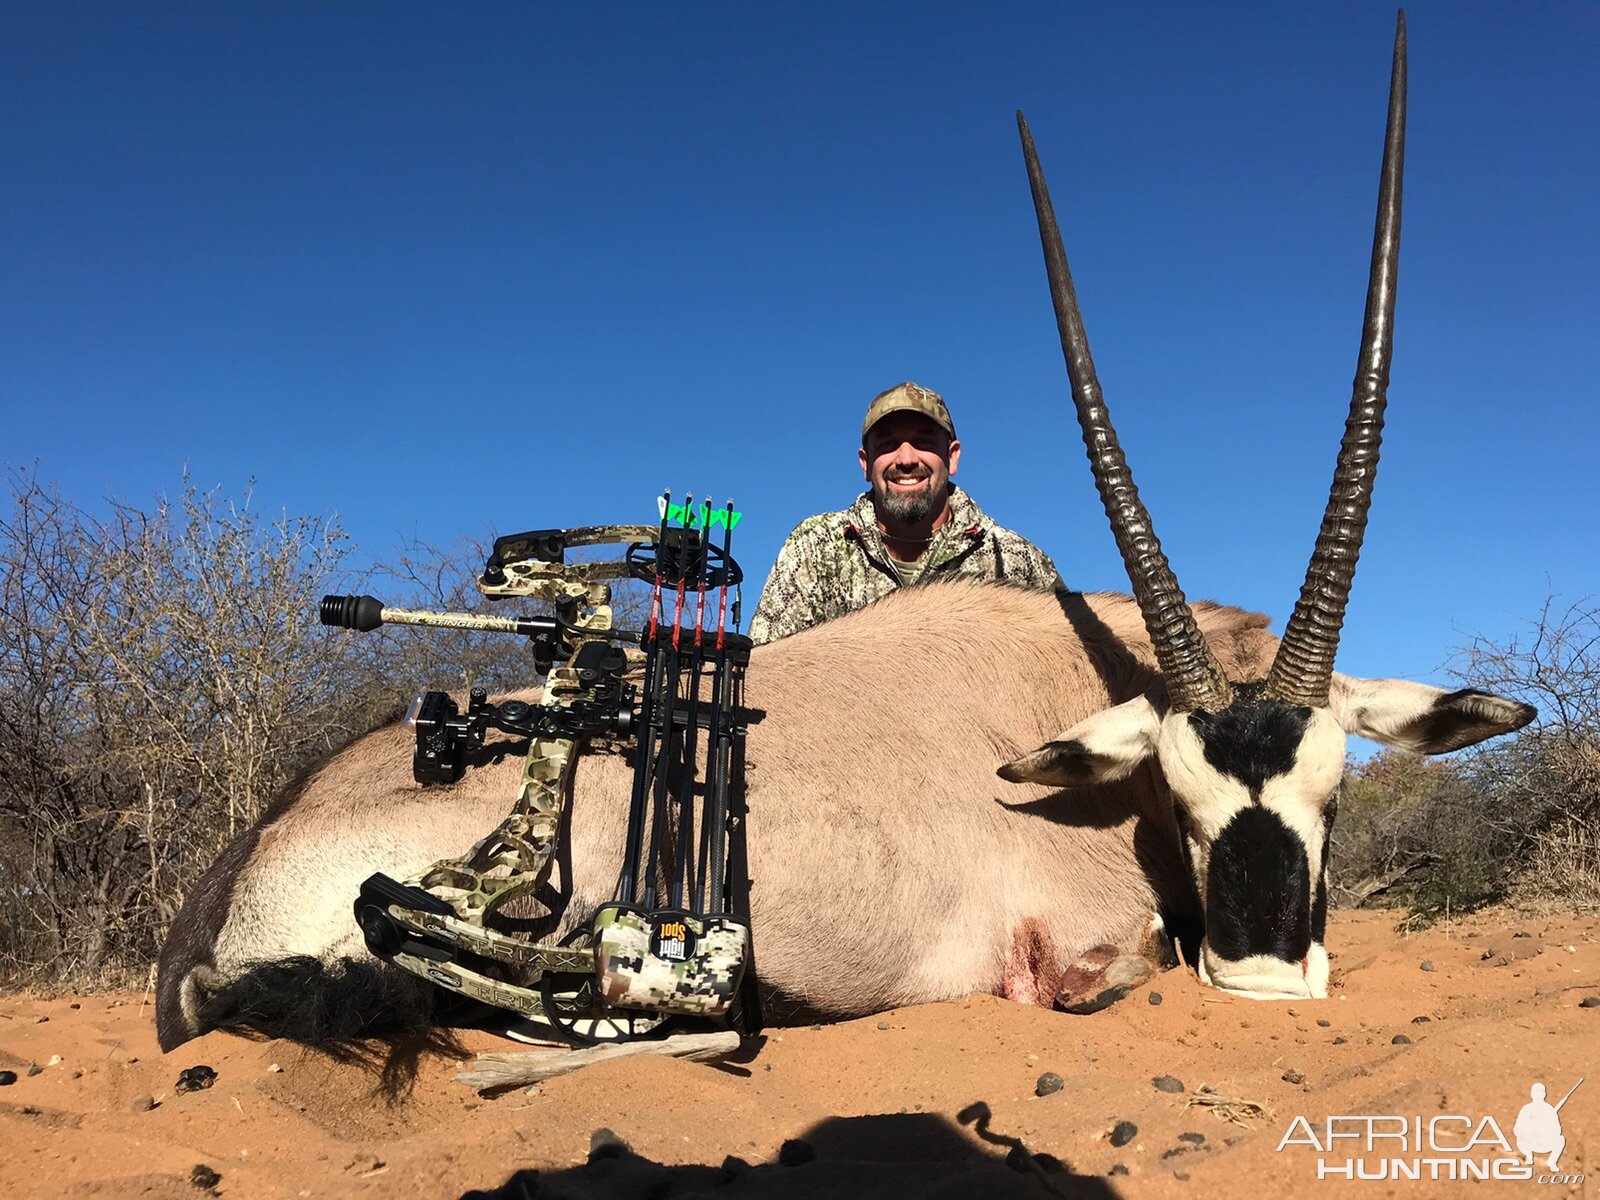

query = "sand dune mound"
[[2, 908, 1595, 1198]]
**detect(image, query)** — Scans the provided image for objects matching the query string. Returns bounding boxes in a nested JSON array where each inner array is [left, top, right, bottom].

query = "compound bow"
[[321, 494, 757, 1043]]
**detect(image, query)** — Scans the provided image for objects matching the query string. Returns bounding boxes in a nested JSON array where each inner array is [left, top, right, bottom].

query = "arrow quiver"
[[325, 498, 757, 1043]]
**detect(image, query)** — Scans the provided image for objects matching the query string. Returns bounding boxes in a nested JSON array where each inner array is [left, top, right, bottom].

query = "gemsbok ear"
[[1331, 677, 1537, 755], [998, 695, 1163, 786]]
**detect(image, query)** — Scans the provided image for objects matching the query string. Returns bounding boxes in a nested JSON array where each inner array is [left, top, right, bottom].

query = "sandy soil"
[[2, 907, 1597, 1199]]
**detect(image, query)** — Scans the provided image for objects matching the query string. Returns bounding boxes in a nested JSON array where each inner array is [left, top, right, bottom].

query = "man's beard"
[[876, 475, 943, 524]]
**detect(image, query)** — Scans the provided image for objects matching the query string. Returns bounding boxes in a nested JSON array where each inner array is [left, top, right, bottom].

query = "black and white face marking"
[[1191, 697, 1312, 792], [1204, 807, 1312, 963], [1158, 683, 1345, 999], [998, 672, 1534, 1000]]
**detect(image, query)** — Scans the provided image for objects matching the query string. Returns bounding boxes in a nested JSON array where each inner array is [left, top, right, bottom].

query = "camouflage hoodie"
[[748, 486, 1063, 644]]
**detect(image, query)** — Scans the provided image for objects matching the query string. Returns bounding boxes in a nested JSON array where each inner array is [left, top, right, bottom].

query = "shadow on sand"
[[460, 1105, 1123, 1199]]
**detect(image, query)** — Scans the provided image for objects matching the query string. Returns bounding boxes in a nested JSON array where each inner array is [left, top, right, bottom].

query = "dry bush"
[[1330, 750, 1501, 916], [1331, 595, 1600, 917], [0, 470, 543, 988], [0, 470, 385, 981], [1517, 823, 1600, 910], [1454, 596, 1600, 908]]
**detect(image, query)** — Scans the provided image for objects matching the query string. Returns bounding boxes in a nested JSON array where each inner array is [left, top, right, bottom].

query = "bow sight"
[[320, 495, 758, 1043]]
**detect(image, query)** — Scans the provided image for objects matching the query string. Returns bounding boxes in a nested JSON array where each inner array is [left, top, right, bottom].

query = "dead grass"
[[1507, 822, 1600, 910], [1184, 1085, 1273, 1129]]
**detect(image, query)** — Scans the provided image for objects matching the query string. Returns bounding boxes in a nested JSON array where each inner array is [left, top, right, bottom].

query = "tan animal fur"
[[158, 581, 1275, 1046]]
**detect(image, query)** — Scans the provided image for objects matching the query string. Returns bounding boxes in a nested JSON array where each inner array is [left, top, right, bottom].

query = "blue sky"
[[3, 2, 1596, 694]]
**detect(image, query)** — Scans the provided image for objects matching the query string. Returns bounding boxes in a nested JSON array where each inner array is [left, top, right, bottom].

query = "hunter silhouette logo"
[[1515, 1079, 1581, 1171], [1277, 1076, 1586, 1183]]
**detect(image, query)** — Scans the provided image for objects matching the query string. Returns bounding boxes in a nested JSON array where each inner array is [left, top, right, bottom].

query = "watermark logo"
[[1515, 1080, 1577, 1172], [657, 497, 743, 531], [1276, 1077, 1584, 1183]]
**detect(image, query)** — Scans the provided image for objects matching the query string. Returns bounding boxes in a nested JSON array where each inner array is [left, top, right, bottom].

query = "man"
[[749, 381, 1062, 644]]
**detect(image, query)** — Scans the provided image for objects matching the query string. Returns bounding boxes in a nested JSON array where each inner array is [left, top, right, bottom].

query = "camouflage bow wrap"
[[343, 526, 671, 1031]]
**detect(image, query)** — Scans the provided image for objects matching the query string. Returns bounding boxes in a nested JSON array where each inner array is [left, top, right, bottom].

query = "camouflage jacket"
[[748, 486, 1063, 644]]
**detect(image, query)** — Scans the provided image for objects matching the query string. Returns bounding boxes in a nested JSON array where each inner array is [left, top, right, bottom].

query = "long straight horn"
[[1019, 112, 1232, 714], [1267, 12, 1407, 708]]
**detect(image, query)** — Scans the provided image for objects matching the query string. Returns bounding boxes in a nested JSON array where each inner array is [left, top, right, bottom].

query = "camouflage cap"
[[861, 382, 955, 442]]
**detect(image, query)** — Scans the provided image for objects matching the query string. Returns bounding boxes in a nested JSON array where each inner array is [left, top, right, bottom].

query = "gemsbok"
[[158, 12, 1534, 1050]]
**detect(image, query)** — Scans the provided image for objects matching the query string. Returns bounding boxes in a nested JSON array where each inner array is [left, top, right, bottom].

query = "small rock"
[[189, 1165, 221, 1190], [1286, 1008, 1298, 1017], [1419, 960, 1434, 972], [108, 1000, 125, 1008], [1178, 1131, 1206, 1145], [33, 1015, 48, 1024], [1513, 930, 1531, 938], [588, 1128, 629, 1160], [1110, 1120, 1139, 1148], [1411, 1015, 1432, 1024], [778, 1139, 816, 1167], [69, 1002, 81, 1010], [1148, 991, 1163, 1006], [1108, 1164, 1129, 1176], [0, 1071, 15, 1086], [267, 1063, 283, 1073], [1174, 1170, 1192, 1182], [47, 1055, 62, 1067], [1316, 1018, 1332, 1027], [25, 1062, 42, 1077], [176, 1065, 217, 1093], [1152, 1074, 1186, 1094], [1035, 1071, 1064, 1097], [1332, 1036, 1348, 1045], [1162, 1145, 1194, 1160], [1392, 1034, 1413, 1045], [1579, 996, 1600, 1009], [131, 1095, 156, 1113], [1282, 1068, 1306, 1084], [876, 1020, 890, 1030], [71, 1069, 83, 1079]]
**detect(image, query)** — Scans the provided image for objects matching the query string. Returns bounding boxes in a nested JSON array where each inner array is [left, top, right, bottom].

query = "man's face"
[[859, 412, 961, 525]]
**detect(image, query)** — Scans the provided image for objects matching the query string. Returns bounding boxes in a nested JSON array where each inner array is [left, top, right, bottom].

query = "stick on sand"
[[456, 1030, 744, 1093]]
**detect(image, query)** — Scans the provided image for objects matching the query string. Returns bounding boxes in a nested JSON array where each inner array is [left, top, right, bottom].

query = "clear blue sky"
[[3, 2, 1596, 692]]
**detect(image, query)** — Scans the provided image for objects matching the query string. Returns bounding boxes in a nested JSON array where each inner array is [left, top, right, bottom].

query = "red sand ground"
[[2, 907, 1596, 1199]]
